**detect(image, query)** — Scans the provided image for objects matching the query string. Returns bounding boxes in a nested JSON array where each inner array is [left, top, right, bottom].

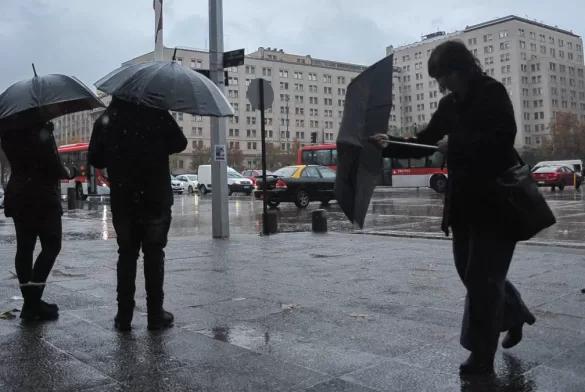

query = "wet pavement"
[[0, 232, 584, 390], [0, 187, 582, 246]]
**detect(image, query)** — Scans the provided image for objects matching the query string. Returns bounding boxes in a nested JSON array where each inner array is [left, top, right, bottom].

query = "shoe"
[[502, 314, 536, 349], [41, 300, 59, 311], [147, 309, 174, 331], [459, 352, 495, 375], [114, 313, 132, 332], [20, 302, 59, 322]]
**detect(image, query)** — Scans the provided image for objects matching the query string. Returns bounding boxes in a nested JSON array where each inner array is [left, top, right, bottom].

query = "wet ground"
[[0, 233, 584, 391], [0, 187, 582, 246]]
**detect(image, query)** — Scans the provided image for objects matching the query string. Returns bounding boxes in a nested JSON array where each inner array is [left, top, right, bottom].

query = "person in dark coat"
[[88, 97, 187, 331], [1, 121, 69, 321], [372, 40, 535, 374]]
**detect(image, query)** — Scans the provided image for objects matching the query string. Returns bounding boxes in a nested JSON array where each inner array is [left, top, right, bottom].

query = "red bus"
[[58, 143, 110, 199], [298, 143, 448, 193]]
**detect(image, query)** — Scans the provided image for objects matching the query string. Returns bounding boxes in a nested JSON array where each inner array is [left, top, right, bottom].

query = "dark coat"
[[384, 74, 518, 235], [1, 122, 66, 219], [88, 98, 187, 216]]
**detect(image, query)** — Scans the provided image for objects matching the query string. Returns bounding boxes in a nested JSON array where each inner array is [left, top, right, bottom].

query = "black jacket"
[[1, 122, 66, 219], [88, 98, 187, 215], [384, 74, 518, 235]]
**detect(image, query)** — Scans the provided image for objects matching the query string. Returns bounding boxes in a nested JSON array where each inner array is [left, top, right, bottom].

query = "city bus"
[[298, 143, 448, 193], [58, 143, 110, 199]]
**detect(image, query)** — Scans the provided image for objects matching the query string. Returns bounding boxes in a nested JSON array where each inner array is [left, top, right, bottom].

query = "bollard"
[[312, 209, 327, 233], [264, 210, 278, 234], [67, 187, 76, 210]]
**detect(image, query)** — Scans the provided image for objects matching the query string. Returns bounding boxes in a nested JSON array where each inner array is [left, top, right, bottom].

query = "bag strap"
[[513, 148, 525, 166]]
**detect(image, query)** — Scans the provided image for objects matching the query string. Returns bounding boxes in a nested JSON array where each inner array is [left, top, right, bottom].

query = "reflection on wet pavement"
[[0, 188, 582, 245]]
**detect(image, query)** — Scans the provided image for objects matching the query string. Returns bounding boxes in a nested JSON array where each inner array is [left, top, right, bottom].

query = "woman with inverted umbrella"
[[372, 41, 537, 374], [0, 65, 104, 321]]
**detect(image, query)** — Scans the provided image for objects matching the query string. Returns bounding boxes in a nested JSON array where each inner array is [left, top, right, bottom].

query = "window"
[[500, 41, 510, 50], [309, 85, 318, 93], [192, 127, 203, 136], [323, 86, 332, 94], [559, 50, 565, 59], [309, 97, 318, 105], [519, 41, 526, 49], [539, 34, 546, 42], [500, 53, 511, 62], [294, 71, 303, 80], [484, 45, 494, 53], [560, 65, 566, 73], [337, 76, 346, 84], [549, 36, 555, 44], [559, 39, 564, 47], [246, 65, 255, 74], [518, 28, 525, 37], [338, 99, 345, 106], [569, 53, 574, 61], [246, 129, 256, 137], [550, 48, 556, 57], [501, 65, 511, 73], [530, 43, 537, 51], [280, 82, 289, 90], [247, 142, 257, 150], [541, 46, 547, 54], [324, 98, 333, 106], [228, 90, 238, 98], [530, 32, 536, 40], [262, 68, 272, 76], [468, 37, 477, 46], [499, 30, 508, 39], [308, 72, 317, 81], [295, 107, 304, 116], [230, 116, 239, 124], [525, 137, 531, 145], [483, 34, 492, 42], [338, 88, 346, 95], [295, 95, 304, 104], [521, 64, 528, 72], [521, 52, 527, 60], [191, 59, 202, 69], [246, 116, 257, 125], [279, 69, 288, 78], [323, 74, 332, 83], [294, 83, 304, 92], [502, 77, 512, 86], [484, 57, 494, 65], [228, 77, 238, 85]]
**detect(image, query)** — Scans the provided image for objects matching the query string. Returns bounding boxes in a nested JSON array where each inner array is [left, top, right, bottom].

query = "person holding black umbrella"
[[89, 97, 187, 331], [371, 40, 536, 374]]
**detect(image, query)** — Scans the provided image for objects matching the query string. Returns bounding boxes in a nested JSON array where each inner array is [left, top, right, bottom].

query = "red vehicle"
[[531, 165, 582, 191], [58, 143, 110, 199], [298, 144, 448, 193], [242, 169, 274, 187]]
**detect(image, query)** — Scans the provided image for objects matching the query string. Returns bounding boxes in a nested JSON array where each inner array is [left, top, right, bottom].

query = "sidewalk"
[[0, 233, 584, 391]]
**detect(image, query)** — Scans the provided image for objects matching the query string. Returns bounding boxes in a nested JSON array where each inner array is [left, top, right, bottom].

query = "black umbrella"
[[0, 64, 104, 131], [94, 52, 234, 117], [334, 55, 437, 228]]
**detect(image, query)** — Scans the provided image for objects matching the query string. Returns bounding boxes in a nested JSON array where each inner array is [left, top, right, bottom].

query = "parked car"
[[176, 174, 199, 194], [242, 169, 273, 187], [532, 160, 583, 176], [254, 165, 336, 208], [170, 175, 185, 194], [197, 165, 253, 195], [531, 165, 582, 191]]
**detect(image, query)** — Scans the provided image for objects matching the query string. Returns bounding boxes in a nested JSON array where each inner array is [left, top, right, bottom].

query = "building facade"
[[387, 15, 585, 148]]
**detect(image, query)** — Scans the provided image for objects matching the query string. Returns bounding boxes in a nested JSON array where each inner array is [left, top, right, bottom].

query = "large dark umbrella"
[[94, 53, 234, 117], [334, 55, 437, 228], [0, 64, 104, 131]]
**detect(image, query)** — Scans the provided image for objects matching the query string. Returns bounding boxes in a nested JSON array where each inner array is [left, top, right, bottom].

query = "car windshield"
[[228, 172, 243, 178], [318, 167, 336, 178], [273, 167, 298, 177], [185, 175, 198, 180], [170, 175, 176, 180], [534, 167, 558, 173]]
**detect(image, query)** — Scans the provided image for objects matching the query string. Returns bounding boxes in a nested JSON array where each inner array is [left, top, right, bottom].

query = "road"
[[0, 187, 582, 245]]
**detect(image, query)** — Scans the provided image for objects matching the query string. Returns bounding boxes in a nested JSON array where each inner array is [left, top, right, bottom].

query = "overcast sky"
[[1, 0, 584, 91]]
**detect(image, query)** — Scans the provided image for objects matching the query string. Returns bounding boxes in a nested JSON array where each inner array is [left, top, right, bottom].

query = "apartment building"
[[387, 15, 585, 148], [117, 46, 367, 169]]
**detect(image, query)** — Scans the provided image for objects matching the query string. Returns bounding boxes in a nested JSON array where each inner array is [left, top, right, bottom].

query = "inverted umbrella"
[[0, 64, 105, 131], [94, 53, 234, 117], [334, 55, 437, 228]]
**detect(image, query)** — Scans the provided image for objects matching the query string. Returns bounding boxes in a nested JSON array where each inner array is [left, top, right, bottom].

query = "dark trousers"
[[13, 213, 62, 301], [112, 209, 171, 312], [452, 224, 534, 355]]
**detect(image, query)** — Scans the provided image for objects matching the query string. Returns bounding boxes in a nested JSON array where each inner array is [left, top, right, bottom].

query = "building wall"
[[388, 16, 585, 149]]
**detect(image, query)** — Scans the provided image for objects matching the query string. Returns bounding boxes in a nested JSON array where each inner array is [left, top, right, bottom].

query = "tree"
[[189, 145, 211, 172], [227, 147, 245, 172], [536, 112, 585, 162]]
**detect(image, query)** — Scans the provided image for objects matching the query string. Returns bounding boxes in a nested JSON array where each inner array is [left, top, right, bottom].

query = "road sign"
[[223, 49, 245, 68], [246, 78, 274, 111]]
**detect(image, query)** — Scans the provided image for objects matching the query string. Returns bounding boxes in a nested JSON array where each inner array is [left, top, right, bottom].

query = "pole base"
[[263, 211, 278, 234], [312, 209, 327, 233]]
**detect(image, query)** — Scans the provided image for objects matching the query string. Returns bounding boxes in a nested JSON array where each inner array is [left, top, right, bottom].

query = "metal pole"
[[260, 79, 268, 235], [154, 0, 164, 61], [209, 0, 229, 238]]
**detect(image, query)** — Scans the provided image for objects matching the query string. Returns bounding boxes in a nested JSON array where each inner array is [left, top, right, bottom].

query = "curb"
[[356, 230, 585, 250]]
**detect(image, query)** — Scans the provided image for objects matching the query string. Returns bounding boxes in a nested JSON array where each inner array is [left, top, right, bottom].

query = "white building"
[[387, 15, 585, 148]]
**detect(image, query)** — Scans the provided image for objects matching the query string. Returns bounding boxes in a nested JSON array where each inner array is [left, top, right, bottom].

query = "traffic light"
[[310, 132, 318, 144]]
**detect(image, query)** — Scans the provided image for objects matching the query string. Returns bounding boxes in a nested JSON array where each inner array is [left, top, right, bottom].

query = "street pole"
[[259, 79, 269, 235], [209, 0, 230, 238], [154, 0, 164, 61]]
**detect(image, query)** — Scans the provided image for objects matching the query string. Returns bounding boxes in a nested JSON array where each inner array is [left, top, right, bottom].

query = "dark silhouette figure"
[[1, 121, 68, 321], [89, 97, 187, 331], [372, 40, 535, 374]]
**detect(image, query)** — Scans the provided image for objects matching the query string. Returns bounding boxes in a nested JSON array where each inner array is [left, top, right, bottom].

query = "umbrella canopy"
[[0, 70, 104, 131], [334, 54, 396, 229], [94, 60, 234, 117]]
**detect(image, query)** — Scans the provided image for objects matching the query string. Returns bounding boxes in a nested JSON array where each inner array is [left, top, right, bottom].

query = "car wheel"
[[267, 200, 280, 208], [576, 182, 581, 190], [228, 185, 233, 196], [558, 181, 565, 191], [200, 185, 208, 195], [294, 189, 310, 208], [551, 185, 556, 191], [188, 185, 194, 194], [430, 174, 447, 194]]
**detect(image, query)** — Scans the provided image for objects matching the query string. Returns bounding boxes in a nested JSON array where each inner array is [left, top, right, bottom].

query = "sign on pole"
[[214, 144, 226, 161], [223, 49, 245, 68], [246, 78, 275, 235]]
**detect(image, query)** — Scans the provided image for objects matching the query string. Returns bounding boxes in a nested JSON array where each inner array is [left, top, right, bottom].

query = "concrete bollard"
[[312, 209, 327, 233], [67, 187, 77, 210], [264, 211, 278, 234]]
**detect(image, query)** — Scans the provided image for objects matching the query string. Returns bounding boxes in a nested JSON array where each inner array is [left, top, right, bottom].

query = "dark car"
[[531, 165, 582, 191], [242, 169, 273, 187], [254, 165, 336, 208]]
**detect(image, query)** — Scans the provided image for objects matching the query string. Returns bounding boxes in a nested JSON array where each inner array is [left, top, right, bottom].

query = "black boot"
[[502, 313, 536, 349], [114, 302, 135, 332], [38, 284, 59, 311], [460, 352, 495, 374], [147, 309, 175, 331], [20, 286, 59, 322]]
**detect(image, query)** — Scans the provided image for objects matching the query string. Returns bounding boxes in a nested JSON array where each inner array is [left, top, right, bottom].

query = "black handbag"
[[495, 151, 556, 241]]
